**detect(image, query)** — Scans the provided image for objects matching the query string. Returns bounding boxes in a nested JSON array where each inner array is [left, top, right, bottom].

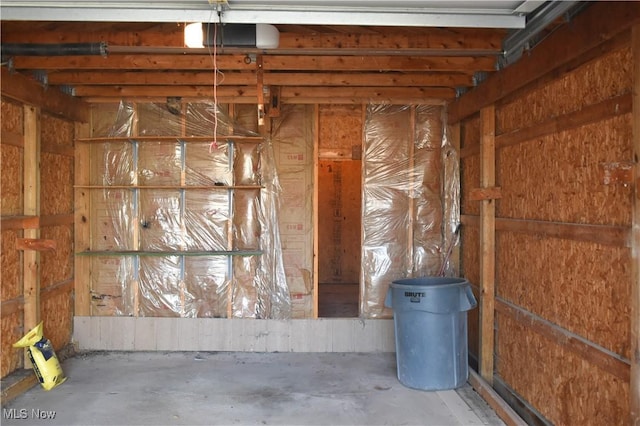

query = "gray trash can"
[[384, 277, 477, 391]]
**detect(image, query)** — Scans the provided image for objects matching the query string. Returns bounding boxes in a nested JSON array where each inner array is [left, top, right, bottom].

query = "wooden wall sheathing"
[[497, 47, 632, 134], [497, 115, 633, 226], [318, 104, 362, 158], [1, 98, 23, 133], [40, 153, 74, 216], [317, 105, 362, 284], [1, 230, 22, 302], [497, 231, 631, 358], [460, 155, 480, 216], [40, 289, 73, 351], [41, 112, 74, 149], [90, 256, 133, 316], [496, 312, 628, 425], [1, 312, 23, 377], [38, 112, 75, 351], [462, 225, 480, 357], [461, 115, 480, 150], [318, 160, 362, 284], [1, 99, 24, 379], [40, 225, 73, 289], [1, 145, 23, 215]]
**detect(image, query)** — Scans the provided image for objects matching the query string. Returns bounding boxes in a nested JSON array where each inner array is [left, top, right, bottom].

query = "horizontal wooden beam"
[[72, 85, 455, 101], [10, 53, 492, 73], [469, 186, 502, 201], [72, 85, 258, 98], [46, 70, 473, 88], [1, 67, 88, 122], [0, 279, 73, 319], [41, 139, 75, 157], [449, 2, 640, 123], [460, 93, 633, 158], [47, 71, 257, 86], [0, 371, 38, 406], [1, 214, 73, 231], [41, 278, 74, 300], [460, 215, 630, 248], [1, 215, 39, 230], [12, 54, 255, 71], [278, 28, 505, 50], [16, 238, 57, 252], [40, 213, 75, 227], [280, 96, 447, 106], [496, 298, 631, 382], [467, 369, 527, 426], [281, 86, 455, 100], [84, 96, 260, 104], [0, 297, 24, 318], [1, 130, 23, 148], [263, 55, 495, 72], [0, 23, 505, 51], [266, 72, 472, 87]]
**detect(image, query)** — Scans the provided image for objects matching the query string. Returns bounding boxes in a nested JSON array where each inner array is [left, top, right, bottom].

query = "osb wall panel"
[[40, 225, 73, 288], [497, 47, 632, 133], [1, 144, 22, 215], [41, 112, 74, 148], [1, 98, 23, 133], [40, 153, 74, 216], [461, 114, 480, 150], [318, 160, 362, 284], [497, 312, 628, 425], [319, 104, 362, 157], [460, 154, 480, 216], [497, 231, 630, 358], [41, 289, 73, 351], [1, 312, 23, 377], [1, 230, 22, 302], [497, 115, 632, 226], [461, 225, 480, 357]]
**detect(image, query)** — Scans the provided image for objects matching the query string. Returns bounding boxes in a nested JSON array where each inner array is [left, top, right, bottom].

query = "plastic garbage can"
[[384, 277, 477, 391]]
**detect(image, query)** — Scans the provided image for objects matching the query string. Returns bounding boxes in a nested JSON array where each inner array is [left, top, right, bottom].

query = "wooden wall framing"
[[631, 23, 640, 426], [452, 4, 640, 424], [1, 71, 86, 379]]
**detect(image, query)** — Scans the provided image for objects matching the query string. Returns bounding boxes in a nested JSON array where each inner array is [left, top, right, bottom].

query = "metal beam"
[[1, 2, 528, 28], [501, 1, 579, 67]]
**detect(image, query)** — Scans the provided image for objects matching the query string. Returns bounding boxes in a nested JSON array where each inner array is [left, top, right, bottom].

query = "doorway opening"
[[318, 159, 361, 317]]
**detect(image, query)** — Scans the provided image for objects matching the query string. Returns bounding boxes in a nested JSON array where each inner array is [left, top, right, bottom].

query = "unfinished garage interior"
[[1, 0, 639, 424]]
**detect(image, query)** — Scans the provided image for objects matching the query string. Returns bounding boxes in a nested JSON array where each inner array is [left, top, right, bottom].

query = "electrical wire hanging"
[[205, 6, 226, 152]]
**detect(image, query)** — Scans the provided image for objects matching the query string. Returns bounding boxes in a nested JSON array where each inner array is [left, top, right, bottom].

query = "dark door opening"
[[318, 159, 361, 317]]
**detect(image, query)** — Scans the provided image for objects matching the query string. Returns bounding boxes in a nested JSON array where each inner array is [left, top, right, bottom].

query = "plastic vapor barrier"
[[361, 105, 459, 318], [90, 101, 290, 319]]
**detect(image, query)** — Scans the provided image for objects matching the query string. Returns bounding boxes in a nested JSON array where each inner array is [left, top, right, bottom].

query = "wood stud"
[[479, 104, 496, 384], [630, 23, 640, 426]]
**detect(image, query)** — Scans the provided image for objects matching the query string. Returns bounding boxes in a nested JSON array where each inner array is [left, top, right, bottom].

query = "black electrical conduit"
[[0, 42, 107, 57]]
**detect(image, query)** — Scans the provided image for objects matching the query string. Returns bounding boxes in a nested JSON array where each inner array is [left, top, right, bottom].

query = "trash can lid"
[[390, 277, 468, 289]]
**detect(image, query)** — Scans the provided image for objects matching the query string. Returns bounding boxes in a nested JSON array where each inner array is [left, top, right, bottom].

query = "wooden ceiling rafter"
[[0, 21, 507, 103]]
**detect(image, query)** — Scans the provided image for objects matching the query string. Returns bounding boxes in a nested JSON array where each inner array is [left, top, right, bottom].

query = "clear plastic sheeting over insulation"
[[361, 105, 459, 318], [89, 101, 290, 319]]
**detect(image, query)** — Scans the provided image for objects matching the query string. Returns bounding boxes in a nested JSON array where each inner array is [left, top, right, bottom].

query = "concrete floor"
[[3, 352, 503, 426]]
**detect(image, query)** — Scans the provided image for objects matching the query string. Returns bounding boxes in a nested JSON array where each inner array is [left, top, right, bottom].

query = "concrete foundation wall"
[[73, 317, 395, 352]]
